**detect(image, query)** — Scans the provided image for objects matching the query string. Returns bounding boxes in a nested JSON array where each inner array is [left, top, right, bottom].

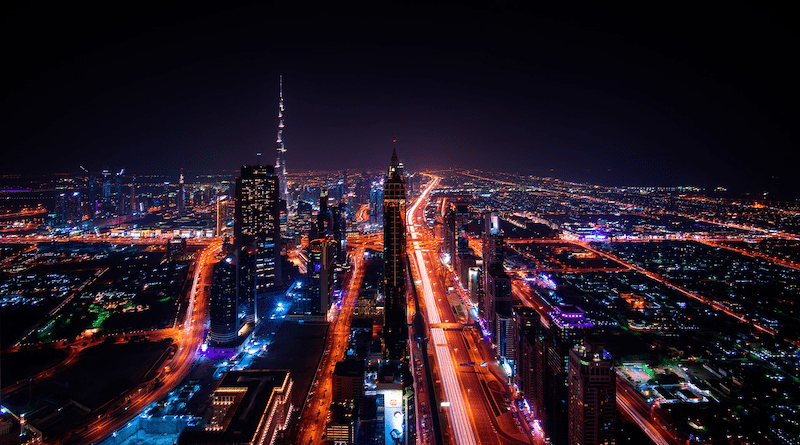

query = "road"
[[408, 176, 535, 445], [698, 239, 800, 271], [458, 170, 798, 239], [296, 243, 366, 445], [0, 235, 215, 246]]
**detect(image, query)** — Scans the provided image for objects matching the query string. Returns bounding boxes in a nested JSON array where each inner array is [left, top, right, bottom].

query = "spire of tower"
[[276, 75, 289, 205], [390, 139, 399, 168], [388, 139, 403, 179]]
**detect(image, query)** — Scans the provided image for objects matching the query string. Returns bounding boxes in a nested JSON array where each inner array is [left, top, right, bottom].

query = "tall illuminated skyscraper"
[[538, 305, 593, 445], [568, 339, 616, 445], [482, 210, 511, 348], [308, 238, 335, 315], [208, 256, 239, 345], [275, 75, 289, 207], [382, 141, 407, 360], [178, 169, 185, 213], [234, 165, 282, 322]]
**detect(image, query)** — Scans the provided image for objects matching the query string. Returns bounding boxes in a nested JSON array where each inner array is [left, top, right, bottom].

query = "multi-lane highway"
[[408, 176, 535, 445]]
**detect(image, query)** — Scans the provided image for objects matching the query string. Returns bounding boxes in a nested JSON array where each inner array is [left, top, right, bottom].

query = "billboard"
[[378, 388, 405, 445]]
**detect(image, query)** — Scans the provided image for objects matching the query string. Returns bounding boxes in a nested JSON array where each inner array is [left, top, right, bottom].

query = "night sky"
[[2, 3, 797, 197]]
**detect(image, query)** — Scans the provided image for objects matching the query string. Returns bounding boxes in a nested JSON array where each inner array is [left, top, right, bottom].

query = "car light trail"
[[616, 394, 670, 445], [408, 177, 478, 445]]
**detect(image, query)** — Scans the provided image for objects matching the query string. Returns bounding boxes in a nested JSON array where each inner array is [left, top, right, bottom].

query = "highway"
[[408, 176, 534, 445]]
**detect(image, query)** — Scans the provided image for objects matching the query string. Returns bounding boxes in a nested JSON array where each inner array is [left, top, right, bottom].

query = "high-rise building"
[[234, 165, 283, 321], [209, 257, 239, 345], [568, 339, 616, 445], [318, 188, 330, 237], [331, 202, 346, 263], [216, 195, 230, 237], [538, 304, 593, 445], [482, 210, 512, 347], [332, 359, 365, 404], [382, 141, 407, 360], [178, 169, 185, 213], [444, 202, 470, 265], [514, 306, 540, 416], [369, 182, 384, 226], [308, 238, 335, 315], [275, 75, 289, 207]]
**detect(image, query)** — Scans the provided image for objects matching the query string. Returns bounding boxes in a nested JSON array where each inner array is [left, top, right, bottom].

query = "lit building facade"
[[178, 370, 293, 445], [308, 237, 335, 315], [568, 339, 616, 445], [539, 305, 593, 445], [234, 164, 283, 321], [482, 211, 512, 347], [209, 257, 240, 345], [382, 143, 407, 361]]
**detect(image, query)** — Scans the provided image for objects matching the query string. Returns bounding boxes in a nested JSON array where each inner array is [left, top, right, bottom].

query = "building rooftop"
[[178, 369, 290, 445]]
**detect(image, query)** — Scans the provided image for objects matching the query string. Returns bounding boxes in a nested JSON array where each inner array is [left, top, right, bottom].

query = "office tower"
[[332, 359, 365, 404], [497, 311, 515, 365], [129, 176, 137, 214], [178, 169, 185, 213], [54, 190, 83, 225], [444, 205, 456, 264], [369, 184, 384, 226], [326, 403, 359, 445], [275, 76, 289, 207], [234, 165, 283, 321], [209, 257, 240, 345], [514, 307, 540, 415], [87, 173, 98, 218], [216, 195, 229, 236], [538, 305, 593, 445], [101, 169, 112, 214], [382, 141, 407, 360], [482, 211, 512, 346], [331, 202, 345, 263], [444, 202, 470, 265], [115, 169, 124, 215], [308, 238, 335, 315], [568, 339, 616, 445], [318, 188, 330, 237]]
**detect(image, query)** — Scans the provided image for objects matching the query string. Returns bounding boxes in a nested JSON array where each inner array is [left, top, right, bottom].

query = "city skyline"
[[2, 161, 800, 444], [2, 3, 797, 198], [2, 4, 799, 443]]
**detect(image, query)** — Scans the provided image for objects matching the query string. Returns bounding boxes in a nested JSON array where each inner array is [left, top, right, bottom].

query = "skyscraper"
[[308, 238, 335, 315], [318, 188, 330, 237], [538, 305, 593, 445], [568, 339, 616, 445], [209, 256, 239, 345], [482, 210, 512, 348], [234, 165, 283, 321], [382, 141, 407, 360], [275, 75, 289, 207], [514, 306, 541, 416], [178, 169, 185, 213]]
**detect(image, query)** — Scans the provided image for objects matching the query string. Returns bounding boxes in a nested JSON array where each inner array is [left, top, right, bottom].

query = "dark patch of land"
[[0, 347, 68, 388], [251, 320, 329, 409]]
